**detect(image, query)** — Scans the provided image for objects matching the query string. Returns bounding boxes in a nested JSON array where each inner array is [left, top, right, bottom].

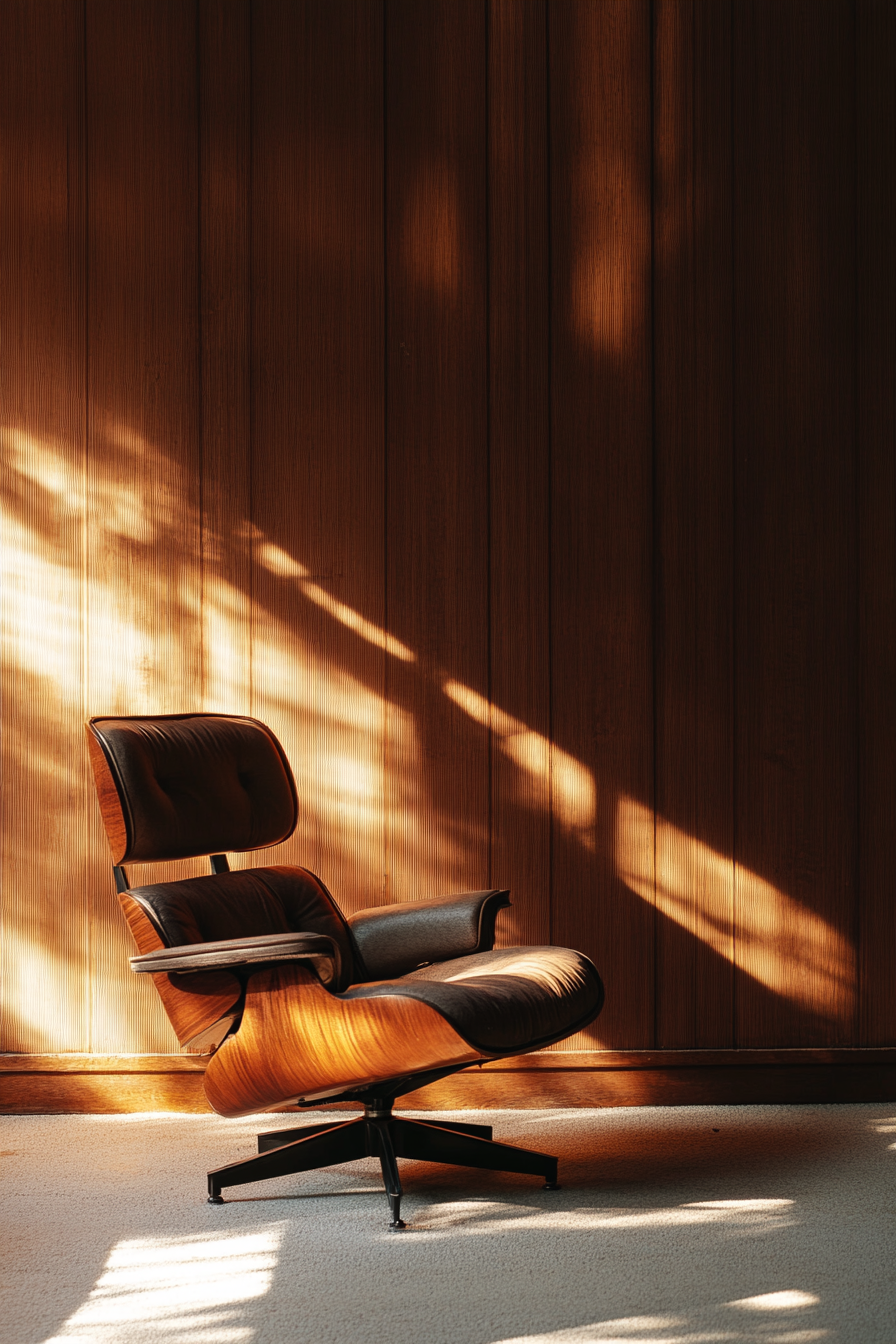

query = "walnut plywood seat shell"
[[87, 713, 605, 1226], [203, 965, 484, 1117]]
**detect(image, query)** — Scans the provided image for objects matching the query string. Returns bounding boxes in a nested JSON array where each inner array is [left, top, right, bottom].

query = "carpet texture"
[[3, 1104, 895, 1343]]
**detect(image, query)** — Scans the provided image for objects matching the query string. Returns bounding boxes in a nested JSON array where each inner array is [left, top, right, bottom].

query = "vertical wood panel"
[[385, 0, 489, 902], [251, 1, 385, 913], [550, 0, 654, 1047], [0, 0, 89, 1050], [653, 0, 735, 1047], [488, 0, 551, 945], [857, 0, 896, 1046], [200, 0, 252, 718], [86, 0, 201, 1050], [2, 2, 894, 1062], [733, 0, 857, 1046]]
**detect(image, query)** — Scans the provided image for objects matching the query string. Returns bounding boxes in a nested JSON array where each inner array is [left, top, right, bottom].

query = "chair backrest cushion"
[[127, 865, 359, 992], [87, 714, 298, 864]]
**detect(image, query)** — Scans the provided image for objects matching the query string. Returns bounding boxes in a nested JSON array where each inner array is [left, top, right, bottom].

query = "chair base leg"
[[206, 1099, 557, 1225], [207, 1117, 368, 1203]]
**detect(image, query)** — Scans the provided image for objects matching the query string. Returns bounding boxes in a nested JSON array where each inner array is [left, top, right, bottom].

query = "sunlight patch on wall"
[[401, 160, 460, 302], [256, 539, 415, 662], [616, 796, 854, 1019], [442, 680, 596, 841], [41, 1227, 284, 1343], [1, 931, 82, 1047], [2, 420, 601, 1046], [201, 575, 252, 713]]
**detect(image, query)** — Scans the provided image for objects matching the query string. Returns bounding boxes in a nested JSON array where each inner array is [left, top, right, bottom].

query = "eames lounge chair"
[[86, 713, 604, 1227]]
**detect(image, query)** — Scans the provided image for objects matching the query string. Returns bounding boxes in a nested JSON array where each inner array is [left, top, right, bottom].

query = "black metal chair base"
[[207, 1097, 559, 1227]]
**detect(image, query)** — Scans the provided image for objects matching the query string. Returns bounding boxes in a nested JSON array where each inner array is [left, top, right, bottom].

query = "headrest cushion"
[[87, 714, 298, 863]]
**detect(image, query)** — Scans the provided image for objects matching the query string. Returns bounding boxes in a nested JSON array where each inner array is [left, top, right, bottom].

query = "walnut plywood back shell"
[[203, 965, 483, 1117], [86, 728, 129, 863], [118, 894, 241, 1051]]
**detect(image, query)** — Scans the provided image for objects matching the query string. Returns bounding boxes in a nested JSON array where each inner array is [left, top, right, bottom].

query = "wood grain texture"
[[0, 0, 89, 1052], [118, 893, 241, 1050], [0, 1055, 211, 1114], [653, 0, 734, 1047], [203, 964, 482, 1116], [549, 0, 654, 1048], [487, 0, 551, 949], [85, 725, 128, 862], [2, 2, 895, 1066], [384, 0, 490, 904], [733, 0, 857, 1046], [199, 0, 253, 717], [250, 0, 385, 914], [407, 1060, 896, 1109], [86, 0, 202, 1052], [857, 0, 896, 1046], [6, 1050, 896, 1114]]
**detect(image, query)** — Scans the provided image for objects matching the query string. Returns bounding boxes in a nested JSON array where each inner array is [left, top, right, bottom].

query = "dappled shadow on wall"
[[1, 424, 855, 1051], [0, 421, 593, 1051]]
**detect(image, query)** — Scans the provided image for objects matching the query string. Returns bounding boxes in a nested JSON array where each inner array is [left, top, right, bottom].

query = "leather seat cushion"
[[342, 946, 603, 1053]]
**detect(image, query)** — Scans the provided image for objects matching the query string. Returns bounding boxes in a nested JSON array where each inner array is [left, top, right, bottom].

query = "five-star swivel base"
[[207, 1096, 560, 1227]]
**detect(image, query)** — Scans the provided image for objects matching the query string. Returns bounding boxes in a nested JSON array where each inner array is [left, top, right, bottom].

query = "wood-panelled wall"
[[2, 0, 894, 1058]]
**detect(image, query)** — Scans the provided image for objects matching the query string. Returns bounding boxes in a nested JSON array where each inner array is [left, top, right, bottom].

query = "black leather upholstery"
[[90, 715, 298, 863], [343, 945, 603, 1053], [349, 890, 511, 980], [128, 866, 358, 992]]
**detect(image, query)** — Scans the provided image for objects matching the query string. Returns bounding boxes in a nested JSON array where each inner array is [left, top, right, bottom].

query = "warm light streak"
[[256, 541, 415, 661], [401, 162, 459, 301], [684, 1199, 794, 1211], [7, 420, 856, 1056], [494, 1320, 688, 1344], [423, 1198, 794, 1237], [616, 796, 854, 1019], [300, 581, 415, 662], [495, 1312, 826, 1344], [41, 1228, 283, 1343], [255, 542, 308, 579], [445, 955, 582, 998], [2, 931, 82, 1045], [201, 576, 252, 712], [442, 680, 596, 835], [572, 231, 642, 354], [728, 1291, 820, 1311]]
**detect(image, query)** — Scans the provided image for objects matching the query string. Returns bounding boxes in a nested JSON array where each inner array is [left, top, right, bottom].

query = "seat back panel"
[[87, 714, 298, 863]]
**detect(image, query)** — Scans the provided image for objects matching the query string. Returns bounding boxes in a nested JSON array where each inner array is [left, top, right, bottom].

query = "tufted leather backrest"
[[87, 714, 298, 864]]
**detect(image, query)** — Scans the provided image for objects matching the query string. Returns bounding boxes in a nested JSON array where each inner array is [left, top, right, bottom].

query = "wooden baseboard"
[[4, 1049, 896, 1114]]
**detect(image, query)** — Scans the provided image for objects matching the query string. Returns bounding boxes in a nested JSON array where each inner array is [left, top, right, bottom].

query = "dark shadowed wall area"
[[2, 0, 895, 1087]]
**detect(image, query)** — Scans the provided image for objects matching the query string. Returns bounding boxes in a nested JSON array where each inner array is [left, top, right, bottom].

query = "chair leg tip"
[[389, 1219, 407, 1230], [543, 1182, 561, 1190], [208, 1194, 224, 1204]]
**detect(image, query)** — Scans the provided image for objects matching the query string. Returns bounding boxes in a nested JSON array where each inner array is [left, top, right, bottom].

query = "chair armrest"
[[130, 932, 340, 986], [348, 889, 510, 981]]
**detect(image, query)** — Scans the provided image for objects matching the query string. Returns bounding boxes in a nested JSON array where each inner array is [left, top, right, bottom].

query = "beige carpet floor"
[[2, 1104, 895, 1344]]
